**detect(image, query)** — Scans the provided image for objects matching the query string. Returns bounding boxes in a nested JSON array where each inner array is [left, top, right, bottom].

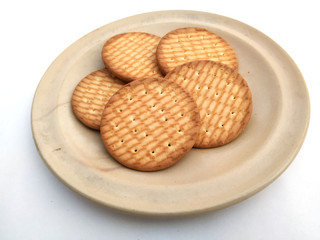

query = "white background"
[[1, 0, 319, 239]]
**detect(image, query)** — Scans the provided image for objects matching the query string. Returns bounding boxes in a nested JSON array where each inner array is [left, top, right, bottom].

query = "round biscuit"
[[165, 60, 252, 148], [71, 69, 125, 130], [100, 77, 200, 171], [156, 27, 238, 75], [102, 32, 163, 82]]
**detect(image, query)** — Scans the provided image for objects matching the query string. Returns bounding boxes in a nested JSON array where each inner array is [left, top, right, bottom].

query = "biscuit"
[[71, 69, 125, 130], [164, 60, 252, 148], [156, 27, 238, 75], [102, 32, 163, 82], [100, 77, 200, 171]]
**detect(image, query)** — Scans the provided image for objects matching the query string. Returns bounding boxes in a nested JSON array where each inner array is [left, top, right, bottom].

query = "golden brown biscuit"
[[102, 32, 163, 82], [156, 27, 238, 75], [71, 69, 125, 130], [165, 60, 252, 148], [100, 77, 200, 171]]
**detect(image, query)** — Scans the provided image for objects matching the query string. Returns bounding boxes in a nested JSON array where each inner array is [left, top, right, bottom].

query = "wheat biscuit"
[[100, 77, 200, 171], [156, 27, 238, 75], [165, 60, 252, 148], [102, 32, 163, 82], [71, 69, 125, 130]]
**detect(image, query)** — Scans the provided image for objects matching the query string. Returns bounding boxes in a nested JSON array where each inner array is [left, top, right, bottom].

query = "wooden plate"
[[31, 10, 310, 216]]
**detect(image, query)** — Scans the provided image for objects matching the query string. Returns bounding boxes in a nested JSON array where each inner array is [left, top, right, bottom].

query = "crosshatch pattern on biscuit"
[[102, 32, 163, 82], [71, 69, 125, 130], [100, 77, 200, 171], [165, 60, 252, 148], [156, 27, 238, 74]]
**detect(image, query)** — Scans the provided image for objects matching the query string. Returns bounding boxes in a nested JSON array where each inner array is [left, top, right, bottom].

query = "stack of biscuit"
[[71, 27, 253, 171]]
